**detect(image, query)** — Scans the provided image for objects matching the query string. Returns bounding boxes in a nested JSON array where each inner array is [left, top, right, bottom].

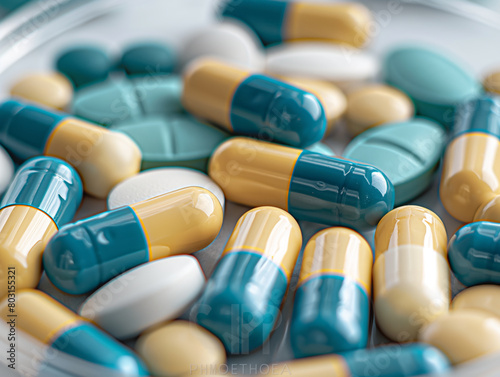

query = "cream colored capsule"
[[453, 285, 500, 318], [419, 309, 500, 365], [373, 205, 450, 342], [346, 85, 414, 135], [474, 195, 500, 222], [136, 321, 226, 377], [10, 73, 73, 110], [484, 71, 500, 94]]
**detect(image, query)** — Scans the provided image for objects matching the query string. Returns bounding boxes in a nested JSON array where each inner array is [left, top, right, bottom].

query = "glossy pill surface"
[[43, 187, 223, 294], [182, 59, 326, 148], [484, 71, 500, 94], [0, 145, 14, 195], [136, 321, 226, 377], [10, 73, 73, 110], [0, 289, 149, 375], [209, 137, 394, 231], [79, 255, 205, 339], [345, 85, 414, 135], [374, 206, 450, 341], [222, 0, 372, 47], [453, 285, 500, 318], [344, 119, 445, 205], [120, 42, 176, 76], [291, 227, 372, 358], [196, 206, 302, 354]]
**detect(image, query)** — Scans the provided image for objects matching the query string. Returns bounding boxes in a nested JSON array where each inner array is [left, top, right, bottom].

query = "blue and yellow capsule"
[[0, 99, 141, 198], [221, 0, 372, 47], [440, 95, 500, 222], [257, 343, 450, 377], [43, 187, 223, 295], [182, 59, 327, 148], [195, 206, 302, 354], [0, 156, 82, 298], [0, 289, 148, 375], [209, 137, 394, 231], [291, 227, 372, 358]]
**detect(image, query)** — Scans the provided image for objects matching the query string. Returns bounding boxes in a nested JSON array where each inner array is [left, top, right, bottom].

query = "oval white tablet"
[[107, 167, 225, 210], [181, 20, 264, 71], [0, 146, 14, 195], [79, 255, 206, 340], [265, 42, 379, 87]]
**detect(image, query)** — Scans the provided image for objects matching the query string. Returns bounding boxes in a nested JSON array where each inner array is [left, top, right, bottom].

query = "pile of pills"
[[1, 0, 500, 376]]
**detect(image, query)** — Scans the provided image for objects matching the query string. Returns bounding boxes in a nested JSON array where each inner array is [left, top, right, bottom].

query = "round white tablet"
[[0, 146, 14, 195], [79, 255, 206, 340], [107, 167, 225, 210], [265, 42, 379, 87], [181, 20, 264, 71]]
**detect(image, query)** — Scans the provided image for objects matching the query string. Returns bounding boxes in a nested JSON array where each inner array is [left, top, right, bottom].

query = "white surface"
[[107, 167, 225, 210], [79, 255, 206, 340], [0, 145, 14, 195]]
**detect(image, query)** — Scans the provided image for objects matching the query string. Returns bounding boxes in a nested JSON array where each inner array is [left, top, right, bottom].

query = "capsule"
[[0, 289, 148, 375], [0, 157, 82, 298], [373, 206, 450, 342], [453, 285, 500, 318], [257, 343, 450, 377], [221, 0, 372, 47], [195, 206, 302, 354], [440, 95, 500, 222], [209, 137, 394, 231], [0, 99, 141, 198], [43, 187, 223, 294], [182, 59, 327, 148], [291, 227, 371, 358]]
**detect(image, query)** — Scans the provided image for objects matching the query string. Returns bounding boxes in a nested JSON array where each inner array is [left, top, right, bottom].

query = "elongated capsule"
[[0, 99, 141, 198], [257, 343, 450, 377], [43, 187, 223, 294], [209, 137, 394, 231], [195, 206, 302, 354], [453, 285, 500, 318], [182, 59, 327, 148], [221, 0, 372, 47], [291, 227, 372, 358], [0, 157, 82, 297], [374, 206, 450, 342], [440, 95, 500, 222], [0, 289, 148, 375]]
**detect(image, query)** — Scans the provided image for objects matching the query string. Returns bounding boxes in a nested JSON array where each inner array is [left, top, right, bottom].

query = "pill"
[[374, 205, 450, 341], [0, 157, 82, 297], [136, 321, 226, 377], [265, 42, 379, 88], [474, 195, 500, 221], [0, 289, 149, 375], [440, 95, 500, 222], [107, 167, 224, 210], [419, 309, 500, 365], [112, 115, 228, 171], [209, 137, 394, 231], [43, 187, 223, 294], [278, 76, 346, 134], [345, 85, 415, 135], [384, 45, 481, 128], [10, 73, 73, 110], [195, 206, 302, 353], [0, 145, 14, 195], [79, 256, 205, 339], [448, 221, 500, 286], [221, 0, 372, 47], [120, 42, 176, 76], [181, 20, 264, 71], [72, 75, 183, 126], [343, 119, 446, 205], [484, 71, 500, 94], [0, 99, 141, 199], [55, 46, 113, 88], [291, 227, 372, 357], [182, 59, 326, 148], [306, 142, 335, 156], [257, 343, 449, 377], [453, 285, 500, 318]]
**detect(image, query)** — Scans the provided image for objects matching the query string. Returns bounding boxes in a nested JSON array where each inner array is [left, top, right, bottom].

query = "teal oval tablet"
[[111, 115, 229, 171], [120, 42, 176, 76], [343, 118, 446, 205], [384, 46, 481, 128]]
